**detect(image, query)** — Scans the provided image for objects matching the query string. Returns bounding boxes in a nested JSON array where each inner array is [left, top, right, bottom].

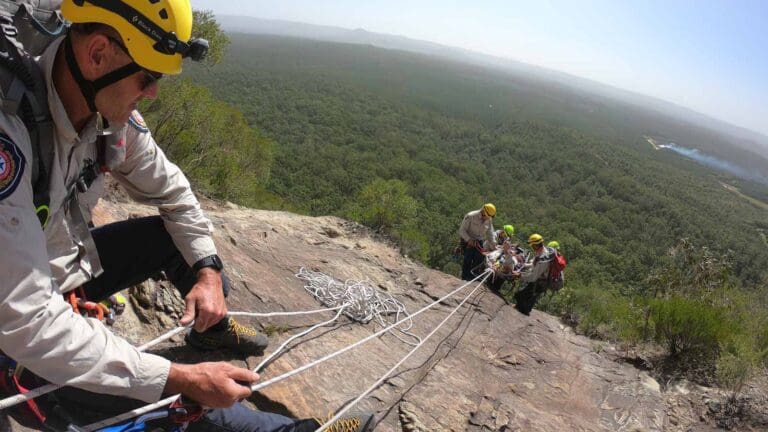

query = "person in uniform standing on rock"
[[511, 234, 556, 315], [458, 203, 497, 280], [0, 0, 373, 430]]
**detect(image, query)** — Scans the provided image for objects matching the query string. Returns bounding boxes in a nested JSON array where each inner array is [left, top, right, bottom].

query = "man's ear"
[[81, 33, 112, 79]]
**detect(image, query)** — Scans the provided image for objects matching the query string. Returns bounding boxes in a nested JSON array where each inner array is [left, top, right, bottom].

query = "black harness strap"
[[63, 31, 142, 113]]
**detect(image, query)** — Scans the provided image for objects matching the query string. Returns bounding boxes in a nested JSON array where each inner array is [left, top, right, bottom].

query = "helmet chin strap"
[[63, 35, 142, 114]]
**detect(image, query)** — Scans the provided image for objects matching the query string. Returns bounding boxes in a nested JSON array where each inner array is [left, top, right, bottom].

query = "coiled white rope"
[[297, 267, 421, 346], [248, 269, 491, 393], [81, 270, 491, 431], [314, 271, 490, 432]]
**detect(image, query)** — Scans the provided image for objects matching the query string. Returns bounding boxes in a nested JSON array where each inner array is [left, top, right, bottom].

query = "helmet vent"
[[158, 8, 168, 19], [148, 0, 160, 4]]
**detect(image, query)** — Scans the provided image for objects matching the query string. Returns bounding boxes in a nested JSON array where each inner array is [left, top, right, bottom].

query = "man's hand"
[[512, 271, 521, 278], [180, 268, 227, 332], [165, 362, 257, 408]]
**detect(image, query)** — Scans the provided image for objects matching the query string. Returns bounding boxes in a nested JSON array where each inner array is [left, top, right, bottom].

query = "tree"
[[349, 179, 419, 231]]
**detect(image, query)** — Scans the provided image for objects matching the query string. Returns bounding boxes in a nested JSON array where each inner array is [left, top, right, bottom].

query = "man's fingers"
[[180, 297, 196, 326], [223, 367, 257, 402], [232, 384, 252, 401], [228, 367, 259, 385]]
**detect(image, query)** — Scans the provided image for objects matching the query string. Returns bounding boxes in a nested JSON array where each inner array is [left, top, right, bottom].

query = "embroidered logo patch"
[[127, 110, 149, 133], [0, 133, 25, 201]]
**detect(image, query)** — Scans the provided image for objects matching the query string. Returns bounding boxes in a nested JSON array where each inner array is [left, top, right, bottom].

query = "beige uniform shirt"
[[458, 209, 495, 247], [520, 247, 555, 283], [0, 38, 216, 402]]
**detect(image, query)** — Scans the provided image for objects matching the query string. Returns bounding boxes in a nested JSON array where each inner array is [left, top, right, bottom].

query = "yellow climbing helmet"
[[528, 233, 544, 247], [482, 203, 496, 217], [61, 0, 207, 74], [547, 240, 560, 250]]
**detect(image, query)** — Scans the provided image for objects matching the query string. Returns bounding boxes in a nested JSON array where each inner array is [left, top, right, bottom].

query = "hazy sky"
[[189, 0, 768, 137]]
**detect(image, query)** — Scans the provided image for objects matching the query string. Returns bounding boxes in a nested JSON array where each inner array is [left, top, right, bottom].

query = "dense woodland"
[[143, 23, 768, 396]]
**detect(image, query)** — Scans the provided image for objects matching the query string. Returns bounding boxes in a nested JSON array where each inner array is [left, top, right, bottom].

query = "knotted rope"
[[297, 267, 421, 346]]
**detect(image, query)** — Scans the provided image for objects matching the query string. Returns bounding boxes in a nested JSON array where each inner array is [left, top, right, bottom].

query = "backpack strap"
[[0, 10, 55, 228]]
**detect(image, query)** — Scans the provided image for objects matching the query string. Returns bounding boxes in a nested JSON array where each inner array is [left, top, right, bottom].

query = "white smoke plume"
[[659, 143, 768, 185]]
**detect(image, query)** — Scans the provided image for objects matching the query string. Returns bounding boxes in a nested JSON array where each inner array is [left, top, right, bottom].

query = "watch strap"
[[192, 254, 223, 272]]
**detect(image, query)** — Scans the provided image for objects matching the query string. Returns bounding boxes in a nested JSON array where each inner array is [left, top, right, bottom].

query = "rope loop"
[[296, 267, 421, 345]]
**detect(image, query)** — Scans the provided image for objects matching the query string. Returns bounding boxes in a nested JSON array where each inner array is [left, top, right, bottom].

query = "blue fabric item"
[[97, 421, 148, 432], [187, 403, 318, 432]]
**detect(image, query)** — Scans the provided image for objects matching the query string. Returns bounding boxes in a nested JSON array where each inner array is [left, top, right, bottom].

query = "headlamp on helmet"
[[63, 0, 207, 74]]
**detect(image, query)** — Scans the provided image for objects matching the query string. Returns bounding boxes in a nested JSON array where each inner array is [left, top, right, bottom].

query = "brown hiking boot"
[[312, 413, 375, 432], [185, 317, 269, 355]]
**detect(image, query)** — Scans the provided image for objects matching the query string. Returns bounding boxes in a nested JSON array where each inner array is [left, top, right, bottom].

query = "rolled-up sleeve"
[[458, 213, 472, 242], [0, 127, 170, 403], [111, 120, 217, 266]]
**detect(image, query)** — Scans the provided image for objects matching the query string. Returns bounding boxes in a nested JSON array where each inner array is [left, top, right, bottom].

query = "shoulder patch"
[[0, 133, 25, 201], [127, 110, 149, 133]]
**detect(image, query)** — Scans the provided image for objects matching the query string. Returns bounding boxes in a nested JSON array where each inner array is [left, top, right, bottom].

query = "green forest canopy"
[[181, 33, 768, 292], [145, 26, 768, 383]]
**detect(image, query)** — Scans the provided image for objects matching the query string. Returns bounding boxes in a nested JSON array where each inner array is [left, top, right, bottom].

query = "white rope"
[[81, 394, 180, 431], [0, 324, 195, 411], [82, 270, 490, 430], [22, 269, 491, 431], [80, 303, 355, 430], [80, 306, 350, 431], [315, 271, 490, 431], [137, 324, 190, 351], [297, 267, 421, 346], [0, 383, 58, 411], [0, 306, 350, 411], [229, 306, 344, 318], [249, 269, 491, 393], [254, 306, 348, 373]]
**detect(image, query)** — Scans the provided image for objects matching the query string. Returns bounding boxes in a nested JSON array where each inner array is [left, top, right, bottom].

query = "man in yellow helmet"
[[0, 1, 373, 430], [458, 203, 496, 280], [511, 234, 557, 315]]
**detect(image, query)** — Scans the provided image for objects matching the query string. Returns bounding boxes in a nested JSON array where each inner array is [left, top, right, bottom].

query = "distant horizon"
[[216, 13, 768, 145], [190, 0, 768, 142]]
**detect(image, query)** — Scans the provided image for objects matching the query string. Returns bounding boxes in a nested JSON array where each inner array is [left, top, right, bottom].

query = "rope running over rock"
[[79, 269, 493, 431], [296, 267, 421, 346], [314, 270, 490, 432]]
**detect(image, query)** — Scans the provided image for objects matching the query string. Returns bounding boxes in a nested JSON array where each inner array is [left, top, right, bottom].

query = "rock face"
[[103, 196, 669, 431], [5, 187, 763, 431]]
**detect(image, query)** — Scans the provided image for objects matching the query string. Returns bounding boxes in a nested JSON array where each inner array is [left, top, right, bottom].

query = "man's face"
[[93, 34, 161, 124], [481, 211, 489, 221]]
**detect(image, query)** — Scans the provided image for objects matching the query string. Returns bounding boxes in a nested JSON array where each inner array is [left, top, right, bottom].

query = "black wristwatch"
[[192, 254, 224, 273]]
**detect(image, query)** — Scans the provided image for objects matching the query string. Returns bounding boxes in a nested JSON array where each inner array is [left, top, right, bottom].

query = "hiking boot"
[[185, 317, 269, 355], [312, 413, 375, 432]]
